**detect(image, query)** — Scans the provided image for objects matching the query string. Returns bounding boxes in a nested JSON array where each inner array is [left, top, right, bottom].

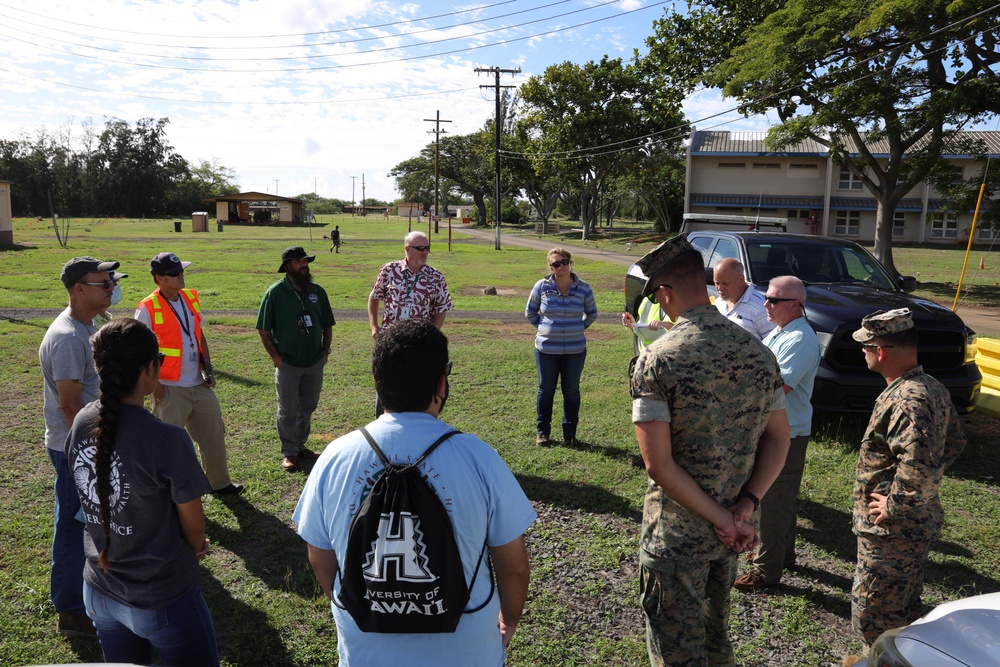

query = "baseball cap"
[[150, 252, 192, 276], [60, 257, 120, 288]]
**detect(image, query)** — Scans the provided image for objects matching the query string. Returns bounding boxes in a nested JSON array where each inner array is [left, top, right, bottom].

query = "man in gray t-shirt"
[[38, 256, 119, 638]]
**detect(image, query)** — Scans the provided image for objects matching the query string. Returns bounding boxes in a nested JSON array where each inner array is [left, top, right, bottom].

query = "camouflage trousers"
[[852, 534, 933, 645], [639, 551, 739, 667]]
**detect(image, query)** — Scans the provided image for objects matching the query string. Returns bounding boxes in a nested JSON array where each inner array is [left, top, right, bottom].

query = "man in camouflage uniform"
[[851, 308, 966, 646], [630, 236, 791, 666]]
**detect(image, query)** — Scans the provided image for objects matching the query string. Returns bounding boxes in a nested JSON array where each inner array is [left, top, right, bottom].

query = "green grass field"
[[1, 217, 998, 666]]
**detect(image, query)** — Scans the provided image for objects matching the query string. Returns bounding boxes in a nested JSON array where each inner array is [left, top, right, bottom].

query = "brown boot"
[[733, 569, 774, 592]]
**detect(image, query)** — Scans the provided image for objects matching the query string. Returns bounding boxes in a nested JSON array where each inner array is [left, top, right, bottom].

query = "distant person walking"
[[256, 247, 336, 472], [851, 308, 966, 646], [329, 226, 341, 253], [66, 319, 218, 667], [525, 247, 597, 447], [39, 255, 121, 638]]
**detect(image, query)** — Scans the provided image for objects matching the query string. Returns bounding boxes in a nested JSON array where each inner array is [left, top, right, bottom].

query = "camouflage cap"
[[637, 235, 696, 298], [852, 308, 914, 342]]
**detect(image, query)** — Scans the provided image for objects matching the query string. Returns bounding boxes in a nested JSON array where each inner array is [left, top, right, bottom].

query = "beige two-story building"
[[684, 130, 1000, 244]]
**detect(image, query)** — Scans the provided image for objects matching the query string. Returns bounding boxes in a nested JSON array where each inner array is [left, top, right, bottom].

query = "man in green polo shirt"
[[256, 247, 336, 471]]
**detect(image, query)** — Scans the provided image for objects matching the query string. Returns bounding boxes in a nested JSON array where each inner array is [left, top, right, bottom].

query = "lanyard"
[[403, 267, 421, 300], [162, 291, 195, 347]]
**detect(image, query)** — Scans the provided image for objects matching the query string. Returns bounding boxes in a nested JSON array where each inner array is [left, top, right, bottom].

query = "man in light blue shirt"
[[734, 275, 820, 592], [294, 320, 535, 666]]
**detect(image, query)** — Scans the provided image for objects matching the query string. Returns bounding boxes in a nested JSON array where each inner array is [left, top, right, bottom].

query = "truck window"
[[689, 236, 715, 265], [707, 238, 739, 267]]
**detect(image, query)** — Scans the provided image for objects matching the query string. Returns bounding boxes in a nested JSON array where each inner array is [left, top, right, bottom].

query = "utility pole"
[[361, 174, 366, 218], [475, 66, 520, 250], [351, 176, 357, 217], [424, 111, 452, 235], [274, 180, 279, 196]]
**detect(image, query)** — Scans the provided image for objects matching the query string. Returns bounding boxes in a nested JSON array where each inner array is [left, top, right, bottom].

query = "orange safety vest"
[[138, 288, 204, 382]]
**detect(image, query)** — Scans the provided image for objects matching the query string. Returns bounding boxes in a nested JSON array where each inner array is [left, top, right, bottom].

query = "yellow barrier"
[[975, 337, 1000, 418]]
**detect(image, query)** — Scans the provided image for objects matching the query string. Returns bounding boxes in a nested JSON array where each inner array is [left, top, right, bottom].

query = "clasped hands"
[[713, 498, 758, 553]]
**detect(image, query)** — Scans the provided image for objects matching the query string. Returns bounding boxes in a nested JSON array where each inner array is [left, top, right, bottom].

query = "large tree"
[[645, 0, 1000, 275], [519, 56, 687, 239]]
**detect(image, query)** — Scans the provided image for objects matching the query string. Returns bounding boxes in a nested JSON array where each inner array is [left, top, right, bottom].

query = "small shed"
[[203, 191, 306, 225]]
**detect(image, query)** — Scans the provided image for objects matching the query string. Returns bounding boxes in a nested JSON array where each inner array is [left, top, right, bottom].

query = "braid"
[[89, 318, 159, 572], [94, 356, 123, 571]]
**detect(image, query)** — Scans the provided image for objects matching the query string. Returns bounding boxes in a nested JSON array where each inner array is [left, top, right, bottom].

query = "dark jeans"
[[48, 447, 86, 614], [85, 581, 219, 667], [534, 348, 587, 440]]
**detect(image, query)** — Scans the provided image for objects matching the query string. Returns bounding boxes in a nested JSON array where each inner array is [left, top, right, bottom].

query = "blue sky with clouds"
[[1, 0, 791, 201]]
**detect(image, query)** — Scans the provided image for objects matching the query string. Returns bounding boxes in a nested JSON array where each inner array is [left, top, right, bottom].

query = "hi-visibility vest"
[[636, 298, 668, 351], [138, 288, 203, 382]]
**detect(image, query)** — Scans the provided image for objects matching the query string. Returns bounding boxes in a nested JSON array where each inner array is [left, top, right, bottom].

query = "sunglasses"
[[156, 352, 166, 365], [445, 360, 453, 376], [79, 280, 114, 289], [764, 296, 797, 305], [860, 343, 894, 350], [408, 245, 431, 252], [164, 270, 184, 277], [549, 258, 571, 268]]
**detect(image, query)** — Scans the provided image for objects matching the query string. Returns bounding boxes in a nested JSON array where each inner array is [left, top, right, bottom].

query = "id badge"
[[302, 313, 313, 328], [188, 346, 198, 362], [400, 305, 410, 320]]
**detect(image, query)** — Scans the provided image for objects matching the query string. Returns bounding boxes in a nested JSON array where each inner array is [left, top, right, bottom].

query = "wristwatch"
[[738, 487, 760, 511]]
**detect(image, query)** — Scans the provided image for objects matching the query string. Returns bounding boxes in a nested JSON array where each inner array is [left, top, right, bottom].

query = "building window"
[[787, 210, 811, 219], [930, 212, 959, 239], [789, 164, 818, 170], [892, 212, 906, 238], [834, 211, 861, 236], [838, 169, 864, 190], [718, 162, 746, 169], [950, 165, 965, 180], [752, 163, 780, 169], [977, 226, 1000, 240]]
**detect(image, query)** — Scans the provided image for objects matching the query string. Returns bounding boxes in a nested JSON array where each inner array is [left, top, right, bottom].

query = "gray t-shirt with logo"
[[67, 402, 213, 609], [39, 307, 98, 451]]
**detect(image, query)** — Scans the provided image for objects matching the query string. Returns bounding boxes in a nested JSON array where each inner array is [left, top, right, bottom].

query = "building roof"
[[203, 191, 304, 204], [692, 130, 1000, 158]]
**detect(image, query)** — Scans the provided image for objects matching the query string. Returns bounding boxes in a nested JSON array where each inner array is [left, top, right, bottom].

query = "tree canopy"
[[646, 0, 1000, 273]]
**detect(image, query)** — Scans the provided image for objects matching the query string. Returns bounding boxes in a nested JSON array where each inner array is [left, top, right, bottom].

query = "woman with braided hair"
[[65, 318, 219, 666]]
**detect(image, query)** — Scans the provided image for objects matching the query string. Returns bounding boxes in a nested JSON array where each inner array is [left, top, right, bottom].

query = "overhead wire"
[[0, 0, 666, 70]]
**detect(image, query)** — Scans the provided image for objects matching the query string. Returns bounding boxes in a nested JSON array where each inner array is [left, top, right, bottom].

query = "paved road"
[[455, 226, 1000, 337]]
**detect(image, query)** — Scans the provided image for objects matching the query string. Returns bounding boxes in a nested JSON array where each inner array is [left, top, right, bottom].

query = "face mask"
[[110, 284, 122, 306]]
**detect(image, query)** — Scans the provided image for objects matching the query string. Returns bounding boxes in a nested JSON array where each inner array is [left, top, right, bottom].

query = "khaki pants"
[[154, 384, 232, 490]]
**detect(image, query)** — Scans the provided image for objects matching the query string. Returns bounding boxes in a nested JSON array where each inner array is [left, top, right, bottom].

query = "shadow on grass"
[[0, 314, 50, 329], [216, 369, 267, 388], [515, 473, 640, 521], [206, 495, 315, 599], [918, 280, 1000, 307], [201, 573, 297, 666]]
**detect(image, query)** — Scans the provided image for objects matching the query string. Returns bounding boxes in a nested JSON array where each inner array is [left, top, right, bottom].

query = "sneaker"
[[214, 483, 244, 495], [57, 611, 97, 638], [282, 456, 297, 471], [536, 434, 550, 446], [733, 569, 774, 592]]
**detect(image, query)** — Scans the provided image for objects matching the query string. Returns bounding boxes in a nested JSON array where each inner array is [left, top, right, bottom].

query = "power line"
[[0, 0, 659, 68], [0, 0, 576, 51]]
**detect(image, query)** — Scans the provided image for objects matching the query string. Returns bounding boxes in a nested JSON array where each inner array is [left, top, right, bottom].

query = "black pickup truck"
[[625, 231, 982, 414]]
